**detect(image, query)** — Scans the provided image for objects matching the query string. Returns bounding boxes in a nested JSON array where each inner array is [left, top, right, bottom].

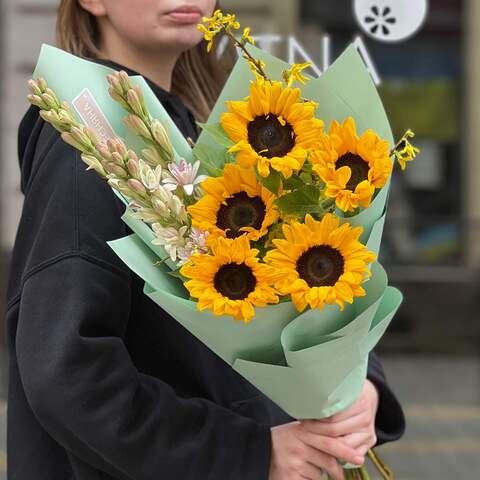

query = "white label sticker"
[[73, 88, 117, 142]]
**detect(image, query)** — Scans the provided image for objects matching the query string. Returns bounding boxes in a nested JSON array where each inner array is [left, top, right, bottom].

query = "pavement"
[[370, 356, 480, 479], [0, 355, 479, 480], [0, 401, 4, 479]]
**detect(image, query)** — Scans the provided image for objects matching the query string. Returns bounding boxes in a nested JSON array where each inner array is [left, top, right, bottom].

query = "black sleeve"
[[367, 352, 406, 445], [16, 258, 271, 480], [14, 130, 272, 480]]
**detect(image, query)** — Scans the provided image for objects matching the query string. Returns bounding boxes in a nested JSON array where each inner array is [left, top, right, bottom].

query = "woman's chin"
[[154, 26, 204, 51]]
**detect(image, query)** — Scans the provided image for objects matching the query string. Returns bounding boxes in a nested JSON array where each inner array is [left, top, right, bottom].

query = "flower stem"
[[224, 30, 270, 81], [326, 450, 393, 480], [342, 466, 370, 480], [153, 256, 172, 267], [367, 449, 394, 480], [317, 197, 336, 216]]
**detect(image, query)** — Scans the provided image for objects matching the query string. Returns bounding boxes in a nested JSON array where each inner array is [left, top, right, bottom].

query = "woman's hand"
[[269, 421, 365, 480], [301, 380, 380, 460]]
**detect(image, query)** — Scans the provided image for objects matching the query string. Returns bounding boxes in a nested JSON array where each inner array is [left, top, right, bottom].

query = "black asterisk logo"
[[364, 5, 397, 36]]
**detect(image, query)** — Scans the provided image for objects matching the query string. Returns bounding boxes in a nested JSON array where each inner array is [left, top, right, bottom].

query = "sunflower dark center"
[[214, 263, 257, 300], [336, 153, 370, 191], [296, 245, 345, 287], [247, 115, 295, 158], [216, 192, 266, 239]]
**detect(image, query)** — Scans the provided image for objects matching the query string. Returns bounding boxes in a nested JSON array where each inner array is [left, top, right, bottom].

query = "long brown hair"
[[56, 0, 233, 121]]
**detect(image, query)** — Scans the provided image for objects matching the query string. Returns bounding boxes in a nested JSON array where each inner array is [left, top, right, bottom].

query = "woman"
[[5, 1, 405, 479]]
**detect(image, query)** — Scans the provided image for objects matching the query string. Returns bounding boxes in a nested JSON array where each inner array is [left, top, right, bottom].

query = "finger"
[[298, 459, 324, 480], [300, 431, 365, 466], [342, 432, 376, 451], [316, 397, 368, 424], [302, 412, 369, 437], [304, 445, 344, 480]]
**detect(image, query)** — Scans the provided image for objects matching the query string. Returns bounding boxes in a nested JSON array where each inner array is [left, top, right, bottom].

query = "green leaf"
[[341, 208, 360, 218], [301, 162, 313, 173], [193, 142, 226, 177], [283, 174, 305, 191], [224, 151, 236, 164], [299, 171, 313, 184], [259, 170, 283, 195], [274, 185, 324, 216], [197, 122, 234, 148]]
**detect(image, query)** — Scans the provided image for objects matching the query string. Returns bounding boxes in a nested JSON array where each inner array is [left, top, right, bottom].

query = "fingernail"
[[354, 456, 365, 465]]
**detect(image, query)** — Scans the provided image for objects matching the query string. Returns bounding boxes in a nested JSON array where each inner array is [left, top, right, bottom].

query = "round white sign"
[[353, 0, 429, 43]]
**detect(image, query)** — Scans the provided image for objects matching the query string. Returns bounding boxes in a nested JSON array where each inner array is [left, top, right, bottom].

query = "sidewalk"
[[0, 402, 4, 478], [372, 356, 480, 479], [1, 355, 479, 479]]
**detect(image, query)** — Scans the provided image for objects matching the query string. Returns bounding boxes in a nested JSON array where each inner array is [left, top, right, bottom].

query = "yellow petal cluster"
[[241, 27, 255, 45], [180, 235, 280, 322], [283, 62, 312, 87], [188, 163, 279, 241], [265, 214, 376, 312], [311, 117, 392, 212], [221, 80, 324, 179], [197, 9, 240, 52], [394, 129, 420, 170]]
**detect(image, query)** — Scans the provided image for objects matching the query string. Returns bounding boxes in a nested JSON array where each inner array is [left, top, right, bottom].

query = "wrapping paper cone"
[[32, 42, 403, 423], [109, 228, 402, 420], [195, 44, 395, 244], [33, 43, 396, 258]]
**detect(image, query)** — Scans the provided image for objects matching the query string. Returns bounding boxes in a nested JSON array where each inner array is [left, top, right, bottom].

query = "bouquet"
[[27, 10, 419, 479]]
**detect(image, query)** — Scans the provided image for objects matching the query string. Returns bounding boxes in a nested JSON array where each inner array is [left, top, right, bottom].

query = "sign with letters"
[[221, 1, 430, 86]]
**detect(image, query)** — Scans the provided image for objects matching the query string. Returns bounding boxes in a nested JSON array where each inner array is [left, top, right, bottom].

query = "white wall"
[[0, 0, 300, 250], [1, 0, 57, 250]]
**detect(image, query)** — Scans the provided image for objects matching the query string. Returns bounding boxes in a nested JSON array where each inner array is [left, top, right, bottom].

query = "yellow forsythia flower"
[[283, 62, 312, 87], [394, 130, 421, 170]]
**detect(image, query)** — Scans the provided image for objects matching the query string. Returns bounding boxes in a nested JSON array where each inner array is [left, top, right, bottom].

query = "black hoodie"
[[4, 60, 405, 480]]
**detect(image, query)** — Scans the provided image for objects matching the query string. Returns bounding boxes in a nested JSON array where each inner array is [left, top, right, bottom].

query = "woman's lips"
[[166, 6, 203, 24]]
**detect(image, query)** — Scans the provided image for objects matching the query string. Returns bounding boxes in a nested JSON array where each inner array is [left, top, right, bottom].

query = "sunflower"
[[220, 79, 324, 179], [311, 117, 392, 212], [265, 213, 376, 312], [188, 163, 279, 241], [180, 235, 280, 322]]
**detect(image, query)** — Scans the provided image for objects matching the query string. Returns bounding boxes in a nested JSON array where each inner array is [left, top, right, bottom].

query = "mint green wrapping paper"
[[33, 44, 192, 268], [34, 44, 194, 162], [109, 228, 401, 419], [33, 42, 402, 421], [195, 44, 394, 244], [33, 43, 393, 256]]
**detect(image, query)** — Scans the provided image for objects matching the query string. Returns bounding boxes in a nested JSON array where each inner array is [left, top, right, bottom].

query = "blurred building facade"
[[0, 0, 478, 354]]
